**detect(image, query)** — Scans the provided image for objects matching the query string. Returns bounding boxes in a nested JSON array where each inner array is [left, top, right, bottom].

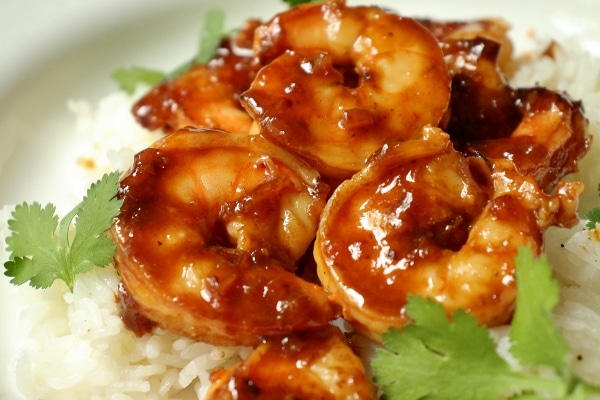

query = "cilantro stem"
[[58, 204, 79, 247], [166, 8, 226, 80], [56, 203, 80, 291], [196, 8, 226, 64], [112, 9, 227, 92], [562, 373, 600, 400], [57, 246, 74, 292]]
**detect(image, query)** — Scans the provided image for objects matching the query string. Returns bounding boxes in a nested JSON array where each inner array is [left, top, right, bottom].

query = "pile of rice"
[[511, 36, 600, 386], [0, 87, 253, 400], [1, 25, 600, 400]]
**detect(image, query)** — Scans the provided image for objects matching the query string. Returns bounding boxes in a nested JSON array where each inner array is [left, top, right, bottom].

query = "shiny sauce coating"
[[442, 37, 590, 192], [313, 128, 580, 342], [112, 129, 338, 346], [132, 19, 262, 134], [206, 326, 376, 399]]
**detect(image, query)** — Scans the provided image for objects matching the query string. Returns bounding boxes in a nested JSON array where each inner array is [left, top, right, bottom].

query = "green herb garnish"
[[510, 247, 570, 368], [281, 0, 323, 6], [585, 208, 600, 229], [373, 246, 600, 399], [195, 8, 226, 65], [110, 67, 165, 95], [3, 171, 123, 292], [584, 184, 600, 229], [111, 8, 226, 94]]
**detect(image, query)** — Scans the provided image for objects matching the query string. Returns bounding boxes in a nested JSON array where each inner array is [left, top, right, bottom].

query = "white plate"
[[1, 0, 599, 398]]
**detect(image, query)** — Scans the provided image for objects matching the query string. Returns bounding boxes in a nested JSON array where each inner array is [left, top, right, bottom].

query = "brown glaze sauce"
[[205, 326, 376, 399], [239, 0, 451, 182], [325, 149, 494, 318], [110, 4, 591, 391], [117, 281, 156, 337], [441, 37, 590, 192], [112, 130, 337, 346]]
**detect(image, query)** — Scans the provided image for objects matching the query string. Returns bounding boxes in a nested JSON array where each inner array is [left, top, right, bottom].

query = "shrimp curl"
[[112, 128, 339, 346], [240, 0, 451, 182], [314, 127, 583, 342]]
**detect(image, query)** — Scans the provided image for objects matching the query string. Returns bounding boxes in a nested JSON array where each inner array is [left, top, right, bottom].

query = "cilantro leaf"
[[70, 172, 124, 273], [111, 8, 226, 93], [373, 296, 564, 399], [4, 171, 123, 292], [110, 67, 166, 94], [372, 246, 600, 399], [165, 8, 226, 80], [584, 208, 600, 229], [510, 247, 570, 368], [585, 184, 600, 229], [195, 8, 226, 64], [510, 248, 600, 399], [4, 203, 60, 288]]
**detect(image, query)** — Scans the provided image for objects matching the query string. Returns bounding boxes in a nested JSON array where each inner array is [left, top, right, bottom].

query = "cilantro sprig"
[[110, 0, 326, 94], [3, 171, 122, 292], [111, 8, 226, 94], [373, 246, 600, 400]]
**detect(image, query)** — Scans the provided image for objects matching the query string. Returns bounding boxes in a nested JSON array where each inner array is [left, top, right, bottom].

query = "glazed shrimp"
[[112, 128, 338, 346], [205, 325, 376, 400], [442, 37, 591, 192], [417, 17, 514, 71], [132, 19, 261, 134], [240, 0, 450, 182], [466, 87, 590, 192], [314, 126, 583, 342]]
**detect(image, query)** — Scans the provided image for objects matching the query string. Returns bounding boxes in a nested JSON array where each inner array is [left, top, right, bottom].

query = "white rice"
[[8, 268, 251, 400], [2, 28, 600, 400], [0, 86, 253, 400], [509, 37, 600, 387]]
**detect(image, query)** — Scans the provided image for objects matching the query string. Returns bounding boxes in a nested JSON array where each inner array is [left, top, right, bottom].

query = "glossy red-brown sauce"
[[117, 281, 156, 337], [441, 37, 590, 191], [206, 326, 375, 399], [323, 150, 496, 318], [112, 131, 338, 346], [114, 1, 591, 366], [239, 1, 452, 182]]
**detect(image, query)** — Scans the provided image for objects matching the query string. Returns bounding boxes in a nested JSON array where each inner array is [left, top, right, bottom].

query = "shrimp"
[[205, 325, 376, 400], [111, 128, 338, 346], [417, 18, 514, 71], [132, 19, 261, 134], [240, 0, 451, 182], [466, 87, 590, 192], [442, 36, 591, 192], [314, 126, 583, 342]]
